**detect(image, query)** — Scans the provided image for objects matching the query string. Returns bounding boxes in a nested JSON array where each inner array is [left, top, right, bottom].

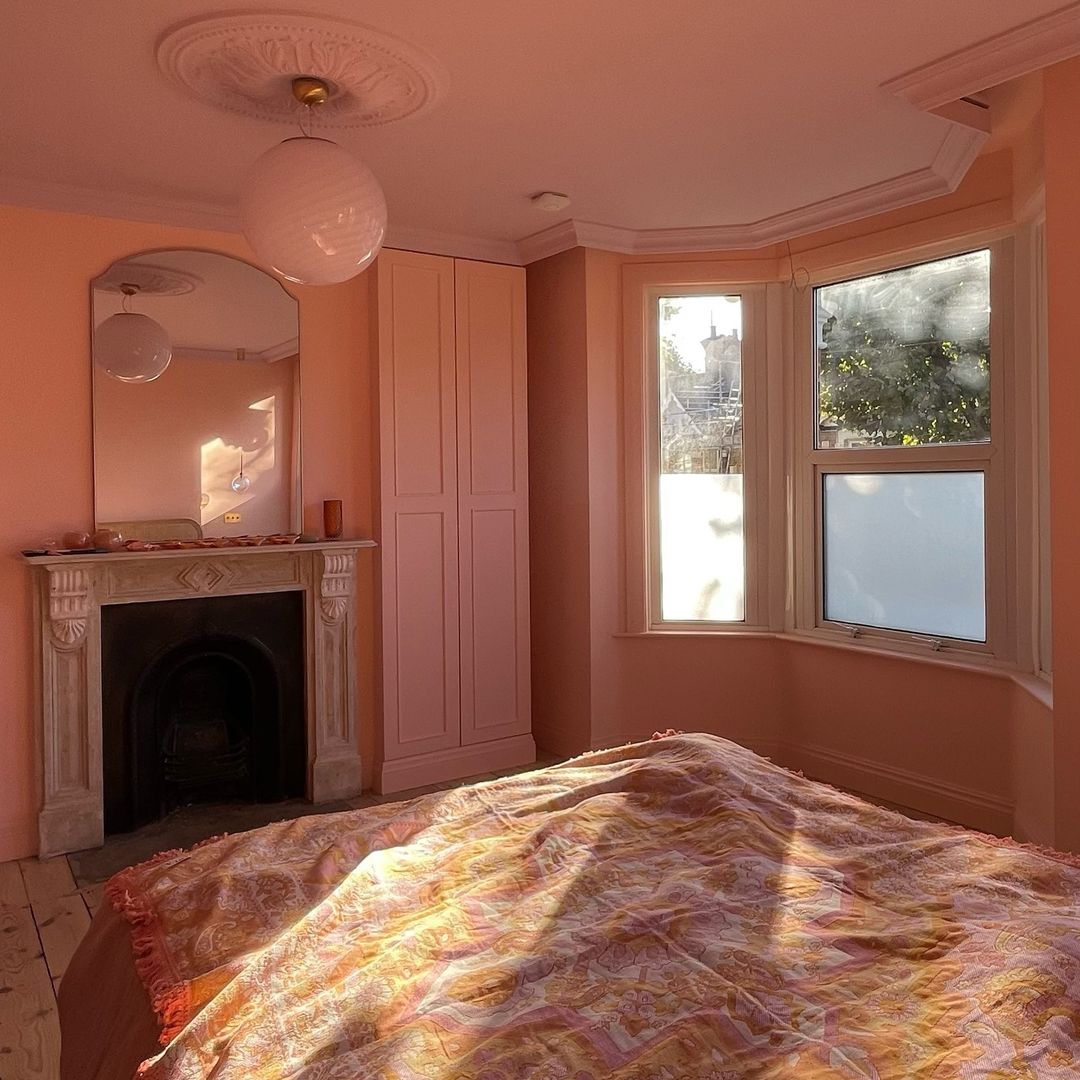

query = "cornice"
[[881, 1, 1080, 110], [515, 220, 585, 264], [0, 174, 238, 233], [384, 224, 521, 266], [0, 126, 986, 268], [513, 126, 986, 263]]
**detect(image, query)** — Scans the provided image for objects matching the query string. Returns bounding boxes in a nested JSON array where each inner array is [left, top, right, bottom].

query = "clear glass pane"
[[816, 250, 990, 448], [823, 471, 985, 641], [658, 295, 745, 621]]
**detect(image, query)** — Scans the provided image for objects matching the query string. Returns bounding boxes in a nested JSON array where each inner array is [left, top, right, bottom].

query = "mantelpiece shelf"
[[23, 538, 376, 567]]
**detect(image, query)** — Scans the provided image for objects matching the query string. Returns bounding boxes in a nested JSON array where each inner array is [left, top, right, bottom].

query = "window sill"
[[614, 627, 776, 639]]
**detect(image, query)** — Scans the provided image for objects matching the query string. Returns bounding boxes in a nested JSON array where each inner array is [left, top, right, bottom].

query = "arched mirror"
[[91, 250, 301, 541]]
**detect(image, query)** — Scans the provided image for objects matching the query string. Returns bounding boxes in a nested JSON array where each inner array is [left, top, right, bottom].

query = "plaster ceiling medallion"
[[156, 13, 447, 128], [97, 262, 202, 296]]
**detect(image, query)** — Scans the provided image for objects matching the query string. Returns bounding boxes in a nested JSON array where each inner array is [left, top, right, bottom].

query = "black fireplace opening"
[[102, 591, 306, 834]]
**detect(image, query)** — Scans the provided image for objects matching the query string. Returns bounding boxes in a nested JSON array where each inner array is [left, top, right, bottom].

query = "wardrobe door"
[[454, 259, 531, 745], [378, 251, 461, 759]]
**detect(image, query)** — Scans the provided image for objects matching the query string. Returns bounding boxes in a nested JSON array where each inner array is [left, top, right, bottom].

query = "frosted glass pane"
[[816, 250, 990, 448], [659, 475, 745, 621], [657, 295, 745, 622], [823, 472, 985, 641]]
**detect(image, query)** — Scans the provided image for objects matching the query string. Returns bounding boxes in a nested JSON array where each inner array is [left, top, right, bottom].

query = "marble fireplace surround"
[[27, 540, 375, 857]]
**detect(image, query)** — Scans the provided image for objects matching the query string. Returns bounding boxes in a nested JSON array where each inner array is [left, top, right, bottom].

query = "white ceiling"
[[0, 1, 1070, 262]]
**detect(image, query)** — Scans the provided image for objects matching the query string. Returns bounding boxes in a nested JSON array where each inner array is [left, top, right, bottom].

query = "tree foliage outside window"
[[817, 250, 991, 447]]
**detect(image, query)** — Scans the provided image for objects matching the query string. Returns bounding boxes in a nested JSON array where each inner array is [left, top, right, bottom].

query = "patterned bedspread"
[[106, 733, 1080, 1078]]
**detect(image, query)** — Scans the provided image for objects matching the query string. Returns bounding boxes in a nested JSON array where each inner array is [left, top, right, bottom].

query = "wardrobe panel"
[[459, 272, 518, 495], [455, 260, 531, 745], [388, 260, 455, 498], [393, 511, 459, 746], [378, 251, 460, 759]]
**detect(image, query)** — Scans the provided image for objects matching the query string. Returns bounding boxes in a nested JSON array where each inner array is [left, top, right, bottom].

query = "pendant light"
[[94, 284, 173, 383], [230, 452, 252, 494], [238, 77, 387, 286]]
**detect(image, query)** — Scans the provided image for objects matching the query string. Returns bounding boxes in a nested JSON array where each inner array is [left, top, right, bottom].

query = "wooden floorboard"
[[0, 902, 61, 1079], [0, 863, 28, 910], [78, 882, 105, 919], [32, 893, 91, 985], [18, 858, 77, 906]]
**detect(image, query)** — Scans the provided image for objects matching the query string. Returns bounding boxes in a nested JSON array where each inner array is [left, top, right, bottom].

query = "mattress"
[[61, 733, 1080, 1078]]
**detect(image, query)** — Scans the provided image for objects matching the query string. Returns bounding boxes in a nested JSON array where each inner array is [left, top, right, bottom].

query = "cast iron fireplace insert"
[[101, 591, 305, 834]]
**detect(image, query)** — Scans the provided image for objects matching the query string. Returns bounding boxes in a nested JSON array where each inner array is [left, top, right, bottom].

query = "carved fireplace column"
[[311, 549, 364, 800], [37, 566, 104, 855]]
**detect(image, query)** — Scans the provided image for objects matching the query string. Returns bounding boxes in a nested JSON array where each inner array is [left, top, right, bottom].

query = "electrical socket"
[[224, 512, 241, 523]]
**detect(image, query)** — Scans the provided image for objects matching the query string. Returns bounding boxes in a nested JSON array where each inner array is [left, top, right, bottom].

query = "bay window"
[[795, 243, 1013, 658], [623, 270, 774, 632], [626, 233, 1035, 668]]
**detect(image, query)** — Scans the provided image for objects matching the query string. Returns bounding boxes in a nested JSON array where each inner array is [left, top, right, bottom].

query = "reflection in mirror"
[[92, 250, 300, 540]]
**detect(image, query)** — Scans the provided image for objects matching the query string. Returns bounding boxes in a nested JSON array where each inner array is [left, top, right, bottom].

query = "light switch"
[[224, 512, 241, 523]]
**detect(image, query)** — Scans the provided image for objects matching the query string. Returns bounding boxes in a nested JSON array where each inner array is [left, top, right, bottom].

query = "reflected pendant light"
[[94, 283, 172, 383], [239, 77, 387, 286], [231, 452, 252, 493]]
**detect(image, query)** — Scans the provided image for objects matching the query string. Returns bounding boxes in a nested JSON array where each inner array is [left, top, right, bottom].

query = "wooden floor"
[[0, 758, 558, 1079], [0, 857, 92, 1079]]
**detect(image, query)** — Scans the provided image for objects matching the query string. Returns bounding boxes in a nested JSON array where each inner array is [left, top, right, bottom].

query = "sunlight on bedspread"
[[106, 733, 1080, 1079]]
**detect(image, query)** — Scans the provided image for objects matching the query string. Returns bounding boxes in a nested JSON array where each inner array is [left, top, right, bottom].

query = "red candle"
[[323, 499, 343, 540]]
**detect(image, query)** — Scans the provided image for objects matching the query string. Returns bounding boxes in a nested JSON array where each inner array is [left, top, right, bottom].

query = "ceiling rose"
[[96, 262, 203, 296], [156, 13, 447, 128]]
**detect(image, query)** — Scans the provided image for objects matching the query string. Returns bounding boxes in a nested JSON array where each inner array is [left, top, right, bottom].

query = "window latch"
[[842, 624, 861, 639], [910, 634, 945, 652]]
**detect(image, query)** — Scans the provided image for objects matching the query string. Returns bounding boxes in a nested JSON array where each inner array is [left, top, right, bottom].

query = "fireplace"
[[28, 541, 373, 856], [102, 592, 305, 833]]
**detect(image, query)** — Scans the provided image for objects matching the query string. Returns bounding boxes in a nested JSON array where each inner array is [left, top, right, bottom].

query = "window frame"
[[791, 236, 1018, 663], [622, 264, 778, 634]]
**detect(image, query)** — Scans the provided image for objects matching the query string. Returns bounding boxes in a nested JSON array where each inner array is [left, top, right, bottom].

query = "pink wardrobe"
[[375, 251, 534, 792]]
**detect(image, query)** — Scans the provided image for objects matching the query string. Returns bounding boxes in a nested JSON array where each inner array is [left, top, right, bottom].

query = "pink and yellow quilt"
[[107, 733, 1080, 1078]]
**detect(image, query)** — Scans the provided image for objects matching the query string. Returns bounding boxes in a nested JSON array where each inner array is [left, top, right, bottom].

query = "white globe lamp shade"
[[94, 313, 172, 383], [239, 137, 387, 285]]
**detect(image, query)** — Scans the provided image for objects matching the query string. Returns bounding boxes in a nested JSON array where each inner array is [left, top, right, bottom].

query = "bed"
[[60, 732, 1080, 1078]]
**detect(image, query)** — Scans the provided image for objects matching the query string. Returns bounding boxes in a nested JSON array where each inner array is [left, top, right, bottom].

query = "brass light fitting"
[[291, 77, 330, 108]]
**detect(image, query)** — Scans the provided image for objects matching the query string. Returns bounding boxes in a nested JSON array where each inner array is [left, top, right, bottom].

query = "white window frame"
[[790, 235, 1020, 664], [622, 263, 780, 634]]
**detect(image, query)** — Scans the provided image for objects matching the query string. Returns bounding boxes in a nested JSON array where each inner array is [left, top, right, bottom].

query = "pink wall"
[[94, 352, 298, 536], [526, 145, 1059, 844], [526, 249, 593, 756], [1043, 58, 1080, 854], [0, 204, 377, 860]]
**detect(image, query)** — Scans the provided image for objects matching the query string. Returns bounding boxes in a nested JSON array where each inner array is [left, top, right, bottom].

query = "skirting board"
[[0, 814, 39, 863], [377, 734, 537, 794], [780, 739, 1014, 838]]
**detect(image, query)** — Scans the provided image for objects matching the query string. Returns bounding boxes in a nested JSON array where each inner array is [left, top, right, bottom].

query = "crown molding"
[[0, 174, 238, 233], [0, 122, 983, 269], [172, 338, 298, 364], [513, 126, 986, 263], [0, 175, 525, 265], [515, 220, 586, 264], [882, 1, 1080, 110], [383, 225, 521, 265]]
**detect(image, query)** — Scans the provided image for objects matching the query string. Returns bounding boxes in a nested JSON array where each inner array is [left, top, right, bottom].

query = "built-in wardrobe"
[[374, 250, 533, 792]]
